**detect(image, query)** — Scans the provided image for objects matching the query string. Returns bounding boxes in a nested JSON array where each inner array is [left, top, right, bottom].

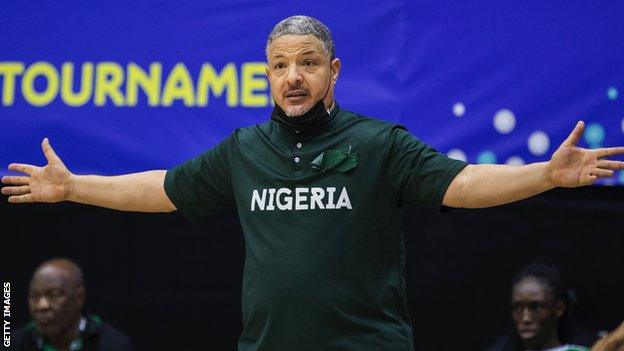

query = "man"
[[487, 261, 595, 351], [2, 16, 624, 351], [12, 258, 133, 351]]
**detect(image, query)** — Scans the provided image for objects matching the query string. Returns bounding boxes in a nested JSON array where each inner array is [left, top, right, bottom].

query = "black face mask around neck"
[[271, 98, 332, 135]]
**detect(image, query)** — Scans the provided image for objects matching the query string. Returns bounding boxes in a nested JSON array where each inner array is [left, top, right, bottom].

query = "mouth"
[[34, 315, 54, 327], [284, 89, 309, 102], [518, 327, 537, 338]]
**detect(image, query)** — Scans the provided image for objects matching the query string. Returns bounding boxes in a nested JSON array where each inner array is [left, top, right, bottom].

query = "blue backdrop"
[[2, 1, 623, 185]]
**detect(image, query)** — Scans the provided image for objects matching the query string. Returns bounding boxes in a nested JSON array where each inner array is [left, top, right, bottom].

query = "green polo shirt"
[[164, 105, 467, 351]]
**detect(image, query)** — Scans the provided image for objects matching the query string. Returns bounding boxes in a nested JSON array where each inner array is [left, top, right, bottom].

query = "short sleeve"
[[164, 136, 235, 220], [386, 126, 467, 209]]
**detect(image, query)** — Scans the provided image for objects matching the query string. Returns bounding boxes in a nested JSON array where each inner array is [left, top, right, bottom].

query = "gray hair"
[[265, 15, 335, 59]]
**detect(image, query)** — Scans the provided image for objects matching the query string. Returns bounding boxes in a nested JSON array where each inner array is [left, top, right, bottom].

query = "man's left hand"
[[548, 121, 624, 187]]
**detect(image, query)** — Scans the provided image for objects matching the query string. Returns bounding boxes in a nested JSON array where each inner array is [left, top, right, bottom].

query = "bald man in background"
[[12, 259, 132, 351]]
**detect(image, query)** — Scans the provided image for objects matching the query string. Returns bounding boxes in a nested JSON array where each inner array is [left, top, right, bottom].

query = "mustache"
[[284, 86, 309, 97]]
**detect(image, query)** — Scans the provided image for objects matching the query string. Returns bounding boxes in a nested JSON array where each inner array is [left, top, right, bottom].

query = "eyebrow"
[[272, 49, 320, 59]]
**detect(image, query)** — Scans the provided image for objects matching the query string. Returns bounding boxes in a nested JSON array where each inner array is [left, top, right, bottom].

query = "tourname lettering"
[[0, 61, 269, 108]]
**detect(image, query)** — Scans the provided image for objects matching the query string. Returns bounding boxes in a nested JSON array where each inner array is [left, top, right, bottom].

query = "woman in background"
[[488, 262, 594, 351]]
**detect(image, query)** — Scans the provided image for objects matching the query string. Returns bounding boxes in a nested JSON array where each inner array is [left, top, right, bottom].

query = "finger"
[[590, 168, 614, 178], [561, 120, 584, 147], [1, 176, 30, 185], [1, 185, 30, 195], [596, 160, 624, 170], [8, 194, 34, 203], [42, 138, 61, 163], [595, 146, 624, 159], [8, 163, 36, 175]]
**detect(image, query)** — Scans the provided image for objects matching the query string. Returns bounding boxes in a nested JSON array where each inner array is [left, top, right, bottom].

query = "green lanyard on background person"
[[540, 345, 589, 351], [40, 317, 86, 351], [42, 338, 82, 351]]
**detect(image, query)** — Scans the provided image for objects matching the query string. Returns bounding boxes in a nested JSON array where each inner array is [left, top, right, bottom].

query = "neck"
[[541, 333, 561, 349], [47, 318, 80, 351], [524, 333, 561, 350], [325, 99, 335, 114]]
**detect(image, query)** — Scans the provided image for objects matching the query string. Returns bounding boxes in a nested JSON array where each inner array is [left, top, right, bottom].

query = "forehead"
[[268, 35, 325, 58], [512, 278, 551, 302], [30, 266, 70, 291]]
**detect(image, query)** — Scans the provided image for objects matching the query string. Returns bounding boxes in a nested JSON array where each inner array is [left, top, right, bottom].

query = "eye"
[[43, 289, 65, 301], [274, 63, 286, 70], [303, 60, 316, 67], [28, 292, 39, 301], [528, 302, 544, 313]]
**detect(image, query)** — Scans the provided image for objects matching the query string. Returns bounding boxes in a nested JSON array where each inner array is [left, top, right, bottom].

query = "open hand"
[[548, 121, 624, 187], [1, 138, 73, 203]]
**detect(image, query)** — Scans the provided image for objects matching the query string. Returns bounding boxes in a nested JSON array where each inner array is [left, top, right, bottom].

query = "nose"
[[33, 296, 51, 311], [285, 65, 303, 87], [521, 309, 533, 324]]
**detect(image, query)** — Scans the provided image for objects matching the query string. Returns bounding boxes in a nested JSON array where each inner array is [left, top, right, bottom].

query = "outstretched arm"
[[443, 121, 624, 208], [1, 138, 176, 212]]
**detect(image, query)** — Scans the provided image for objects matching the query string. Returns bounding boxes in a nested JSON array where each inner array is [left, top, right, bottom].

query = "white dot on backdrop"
[[528, 131, 550, 156], [505, 156, 525, 166], [447, 148, 467, 162], [493, 109, 516, 134], [452, 102, 465, 117]]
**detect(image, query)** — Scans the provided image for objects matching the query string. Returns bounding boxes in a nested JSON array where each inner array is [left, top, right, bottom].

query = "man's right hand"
[[2, 138, 72, 203]]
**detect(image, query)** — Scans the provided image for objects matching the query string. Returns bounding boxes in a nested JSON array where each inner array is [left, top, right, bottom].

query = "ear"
[[265, 65, 270, 78], [330, 58, 341, 83], [555, 300, 565, 318], [75, 286, 86, 309]]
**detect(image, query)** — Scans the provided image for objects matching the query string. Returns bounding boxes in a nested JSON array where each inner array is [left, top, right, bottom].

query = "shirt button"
[[295, 130, 300, 134], [294, 157, 300, 163], [296, 142, 302, 149]]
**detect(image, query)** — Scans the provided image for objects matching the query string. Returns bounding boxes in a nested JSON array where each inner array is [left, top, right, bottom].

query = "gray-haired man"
[[3, 16, 624, 350]]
